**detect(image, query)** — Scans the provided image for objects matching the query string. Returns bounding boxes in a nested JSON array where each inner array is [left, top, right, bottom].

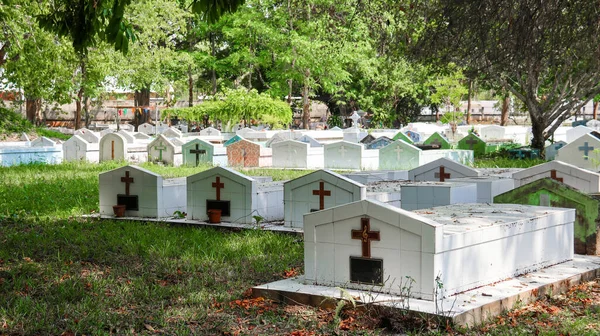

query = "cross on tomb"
[[120, 171, 134, 195], [189, 144, 206, 166], [550, 170, 563, 182], [339, 145, 347, 158], [434, 166, 451, 182], [465, 137, 478, 150], [154, 142, 167, 161], [205, 128, 213, 135], [312, 181, 331, 210], [351, 218, 380, 258], [286, 144, 296, 164], [74, 141, 82, 157], [212, 176, 225, 200], [430, 138, 442, 147], [111, 140, 115, 159], [579, 142, 594, 160], [394, 146, 403, 161]]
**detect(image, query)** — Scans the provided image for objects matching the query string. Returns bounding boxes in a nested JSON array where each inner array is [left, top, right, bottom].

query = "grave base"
[[253, 255, 600, 328]]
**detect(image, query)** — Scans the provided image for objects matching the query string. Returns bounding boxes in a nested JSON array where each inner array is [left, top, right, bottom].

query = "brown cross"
[[550, 170, 563, 182], [212, 176, 224, 200], [351, 218, 380, 258], [465, 138, 478, 150], [312, 181, 331, 210], [111, 140, 115, 159], [434, 166, 451, 182], [120, 171, 134, 195]]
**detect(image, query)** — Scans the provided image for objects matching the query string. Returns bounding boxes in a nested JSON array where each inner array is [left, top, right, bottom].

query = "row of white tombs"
[[19, 124, 600, 172], [99, 157, 600, 301]]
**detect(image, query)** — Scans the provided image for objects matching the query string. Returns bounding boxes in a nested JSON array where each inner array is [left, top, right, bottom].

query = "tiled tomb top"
[[413, 203, 566, 236], [364, 180, 469, 193], [477, 168, 524, 177]]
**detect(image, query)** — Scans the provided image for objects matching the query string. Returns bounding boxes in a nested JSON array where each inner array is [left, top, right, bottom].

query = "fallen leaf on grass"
[[144, 324, 155, 332], [290, 330, 315, 336], [22, 257, 32, 262], [2, 320, 8, 329]]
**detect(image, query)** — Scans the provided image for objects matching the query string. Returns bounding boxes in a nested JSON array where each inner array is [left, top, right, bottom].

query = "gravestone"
[[545, 141, 567, 161], [324, 141, 363, 170], [303, 199, 573, 299], [137, 123, 155, 135], [512, 160, 600, 193], [236, 127, 255, 138], [566, 125, 593, 143], [495, 178, 599, 255], [422, 132, 451, 150], [408, 157, 480, 182], [63, 135, 98, 162], [457, 133, 488, 156], [272, 140, 310, 168], [446, 176, 516, 203], [100, 128, 114, 137], [116, 130, 136, 144], [99, 133, 128, 162], [200, 127, 221, 137], [162, 127, 183, 139], [555, 132, 600, 171], [400, 181, 477, 210], [366, 136, 393, 150], [99, 165, 186, 218], [227, 139, 262, 167], [265, 131, 294, 148], [182, 138, 214, 167], [31, 136, 57, 147], [479, 125, 506, 141], [74, 128, 100, 143], [147, 134, 181, 165], [120, 123, 134, 132], [392, 131, 413, 144], [224, 134, 244, 147], [298, 135, 323, 147], [379, 140, 421, 170], [187, 166, 284, 223], [359, 134, 376, 144], [284, 169, 366, 228]]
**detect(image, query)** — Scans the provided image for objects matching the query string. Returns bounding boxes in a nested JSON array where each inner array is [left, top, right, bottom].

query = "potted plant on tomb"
[[113, 204, 126, 217], [207, 209, 222, 223]]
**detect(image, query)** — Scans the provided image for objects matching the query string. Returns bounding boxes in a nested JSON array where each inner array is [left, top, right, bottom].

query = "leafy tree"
[[416, 0, 600, 155]]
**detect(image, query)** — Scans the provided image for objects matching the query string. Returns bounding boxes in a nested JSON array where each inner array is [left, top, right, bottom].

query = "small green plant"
[[252, 215, 264, 226], [172, 210, 186, 219]]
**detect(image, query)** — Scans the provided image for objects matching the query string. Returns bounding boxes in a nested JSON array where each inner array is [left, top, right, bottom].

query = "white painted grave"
[[379, 140, 473, 170], [323, 141, 363, 170], [147, 134, 182, 166], [74, 128, 100, 143], [63, 135, 99, 162], [187, 166, 283, 224], [116, 130, 136, 144], [272, 140, 324, 169], [138, 123, 155, 135], [566, 125, 593, 143], [555, 133, 600, 171], [446, 176, 515, 203], [31, 136, 57, 147], [479, 125, 506, 141], [343, 171, 409, 184], [512, 160, 600, 193], [162, 127, 183, 139], [284, 170, 366, 228], [408, 157, 480, 182], [400, 181, 477, 210], [99, 133, 128, 162], [303, 200, 574, 299], [99, 165, 186, 218]]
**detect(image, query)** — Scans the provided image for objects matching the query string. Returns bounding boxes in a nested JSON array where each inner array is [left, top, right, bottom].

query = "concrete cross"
[[339, 145, 348, 158], [154, 142, 168, 161], [312, 181, 331, 210], [579, 142, 594, 160], [120, 171, 134, 195], [434, 166, 451, 182], [212, 176, 224, 201], [394, 145, 403, 161], [351, 217, 380, 258], [189, 144, 206, 166], [205, 128, 213, 135], [350, 111, 360, 129]]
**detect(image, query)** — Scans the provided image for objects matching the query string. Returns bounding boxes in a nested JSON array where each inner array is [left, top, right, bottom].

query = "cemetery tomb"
[[226, 139, 272, 167], [555, 132, 600, 171], [272, 140, 324, 169], [284, 169, 366, 228], [0, 141, 62, 166], [199, 127, 224, 143], [379, 140, 421, 170], [63, 135, 99, 162], [182, 138, 214, 167], [100, 128, 114, 136], [343, 127, 369, 144], [323, 141, 363, 170], [116, 130, 136, 143], [74, 128, 100, 143], [99, 133, 128, 162], [457, 133, 503, 156], [408, 157, 480, 182], [31, 136, 57, 147], [446, 176, 515, 203], [236, 127, 255, 138], [399, 181, 477, 210], [587, 119, 600, 132], [147, 134, 182, 166], [392, 130, 413, 144], [566, 125, 593, 143], [133, 132, 151, 140], [365, 136, 393, 150], [162, 127, 184, 139], [137, 123, 155, 135], [99, 165, 186, 218], [303, 200, 574, 299], [343, 170, 409, 184], [187, 166, 284, 224], [545, 141, 567, 161], [298, 135, 323, 147], [119, 124, 135, 132], [405, 130, 422, 143], [359, 134, 376, 144], [223, 134, 244, 147], [479, 125, 506, 141], [495, 178, 599, 255], [422, 132, 451, 150], [265, 131, 295, 148], [511, 160, 600, 194]]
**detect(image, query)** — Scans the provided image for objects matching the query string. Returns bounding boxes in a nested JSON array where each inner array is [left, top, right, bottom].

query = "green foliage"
[[0, 107, 33, 134], [327, 115, 344, 129], [439, 111, 464, 125]]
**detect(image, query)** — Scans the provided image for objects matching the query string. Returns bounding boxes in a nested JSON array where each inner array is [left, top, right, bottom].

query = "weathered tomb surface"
[[323, 141, 364, 170], [380, 140, 474, 171], [137, 123, 155, 135], [446, 176, 515, 203], [392, 130, 413, 144], [408, 157, 480, 182], [272, 140, 324, 169], [147, 134, 182, 166], [343, 170, 409, 184], [187, 166, 283, 224], [303, 199, 574, 300], [457, 133, 504, 156], [284, 170, 366, 228], [226, 139, 272, 167], [74, 128, 100, 143], [365, 136, 393, 150], [397, 181, 477, 210], [182, 138, 214, 167], [63, 135, 99, 162], [99, 165, 186, 218], [495, 178, 600, 255], [556, 132, 600, 172], [512, 160, 600, 193], [422, 132, 451, 150]]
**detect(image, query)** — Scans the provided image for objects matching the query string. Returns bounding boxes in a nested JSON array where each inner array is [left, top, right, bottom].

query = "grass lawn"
[[1, 161, 599, 335]]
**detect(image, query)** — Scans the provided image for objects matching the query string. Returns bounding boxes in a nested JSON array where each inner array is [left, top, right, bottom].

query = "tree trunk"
[[134, 88, 151, 131], [530, 114, 546, 158], [501, 94, 510, 126], [302, 69, 311, 130], [188, 65, 194, 107], [466, 79, 472, 125], [75, 88, 83, 130], [25, 97, 41, 125], [594, 101, 598, 120], [83, 95, 90, 128]]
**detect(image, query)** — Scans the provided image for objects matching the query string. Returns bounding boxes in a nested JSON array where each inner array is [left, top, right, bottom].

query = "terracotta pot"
[[113, 205, 126, 217], [207, 209, 222, 223]]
